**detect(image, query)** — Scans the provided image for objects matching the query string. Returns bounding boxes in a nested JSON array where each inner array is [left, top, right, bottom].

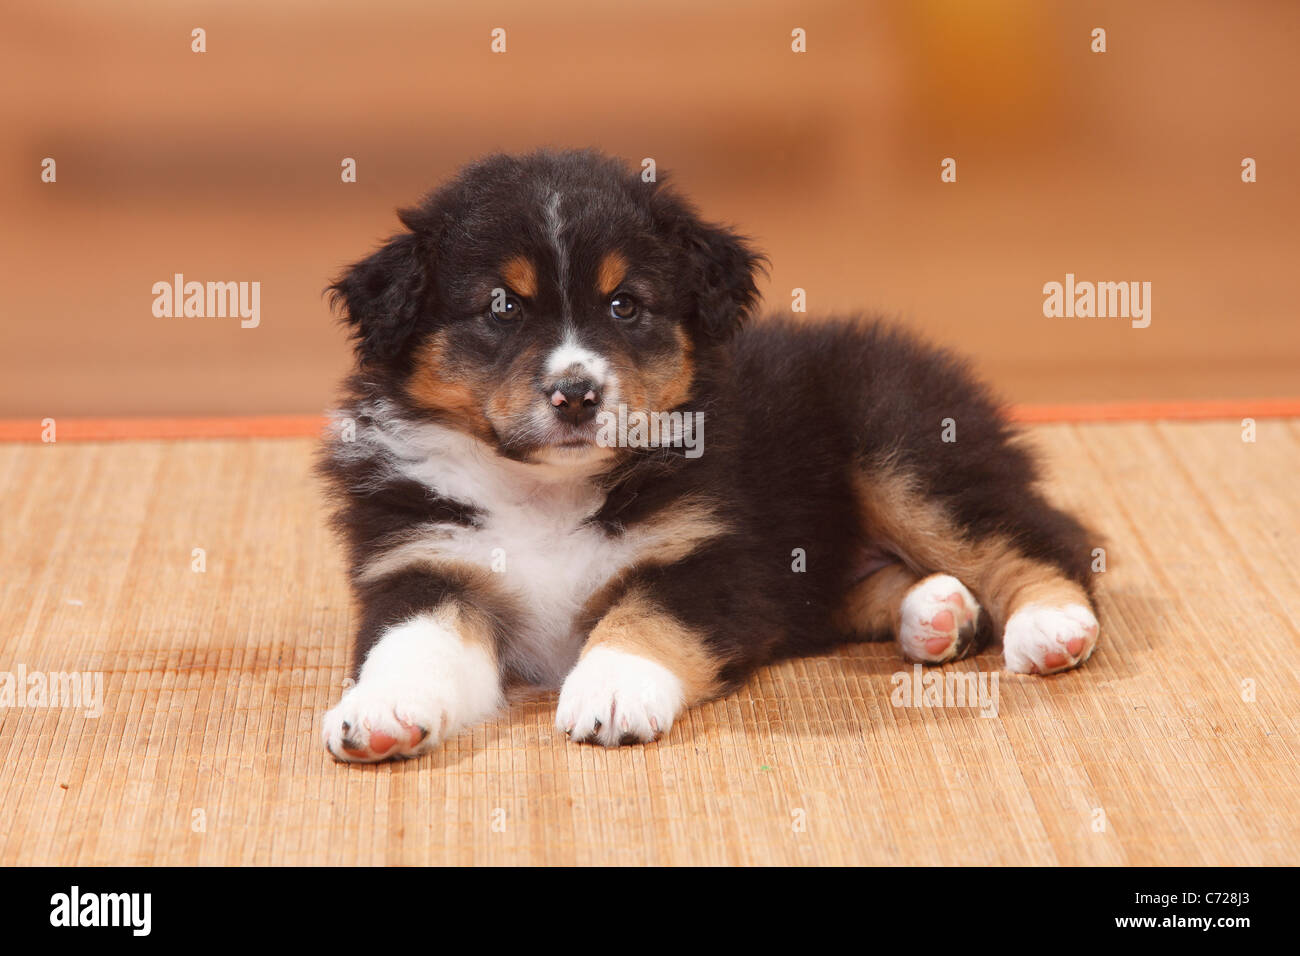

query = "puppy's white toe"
[[1002, 602, 1099, 674], [555, 646, 683, 746], [321, 683, 444, 762], [321, 613, 502, 763], [898, 573, 981, 663]]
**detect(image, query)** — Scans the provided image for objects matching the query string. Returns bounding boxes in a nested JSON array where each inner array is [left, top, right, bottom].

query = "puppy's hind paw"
[[1002, 602, 1099, 675], [898, 573, 981, 663]]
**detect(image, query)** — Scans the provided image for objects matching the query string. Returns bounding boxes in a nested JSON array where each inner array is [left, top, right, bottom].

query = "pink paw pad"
[[326, 705, 438, 763], [924, 635, 953, 656], [1003, 603, 1100, 675], [899, 574, 981, 664], [928, 609, 955, 633]]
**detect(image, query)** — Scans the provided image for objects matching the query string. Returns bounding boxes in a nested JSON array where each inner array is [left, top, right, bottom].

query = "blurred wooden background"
[[2, 0, 1297, 416]]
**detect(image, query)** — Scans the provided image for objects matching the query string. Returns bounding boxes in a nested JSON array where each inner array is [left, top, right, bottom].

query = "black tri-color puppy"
[[319, 149, 1099, 761]]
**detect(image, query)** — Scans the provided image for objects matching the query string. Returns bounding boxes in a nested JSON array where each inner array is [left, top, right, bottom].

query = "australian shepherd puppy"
[[319, 149, 1100, 762]]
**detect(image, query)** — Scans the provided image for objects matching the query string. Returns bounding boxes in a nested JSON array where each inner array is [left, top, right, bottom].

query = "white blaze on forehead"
[[544, 189, 569, 291], [545, 332, 613, 386], [538, 188, 619, 401]]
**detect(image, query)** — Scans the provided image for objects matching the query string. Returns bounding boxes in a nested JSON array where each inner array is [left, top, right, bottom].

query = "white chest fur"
[[348, 412, 648, 686]]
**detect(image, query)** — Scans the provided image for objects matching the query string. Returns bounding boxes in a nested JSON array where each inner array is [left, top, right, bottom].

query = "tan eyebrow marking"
[[597, 251, 628, 296], [500, 256, 538, 298]]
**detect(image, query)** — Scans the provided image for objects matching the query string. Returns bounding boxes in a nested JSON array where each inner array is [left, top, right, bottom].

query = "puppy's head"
[[329, 150, 763, 465]]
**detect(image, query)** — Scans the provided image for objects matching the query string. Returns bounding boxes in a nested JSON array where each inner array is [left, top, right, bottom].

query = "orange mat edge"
[[1, 400, 1298, 442]]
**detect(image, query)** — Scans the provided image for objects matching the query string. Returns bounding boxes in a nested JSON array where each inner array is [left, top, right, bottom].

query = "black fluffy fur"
[[320, 149, 1097, 695]]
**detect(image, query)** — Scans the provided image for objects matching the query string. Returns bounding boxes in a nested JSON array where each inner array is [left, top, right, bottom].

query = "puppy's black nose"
[[548, 379, 601, 425]]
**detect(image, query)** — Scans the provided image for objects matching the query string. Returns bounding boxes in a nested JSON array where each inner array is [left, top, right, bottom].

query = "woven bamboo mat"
[[1, 421, 1298, 865]]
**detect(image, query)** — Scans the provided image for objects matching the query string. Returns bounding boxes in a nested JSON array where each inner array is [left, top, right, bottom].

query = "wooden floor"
[[1, 420, 1298, 865]]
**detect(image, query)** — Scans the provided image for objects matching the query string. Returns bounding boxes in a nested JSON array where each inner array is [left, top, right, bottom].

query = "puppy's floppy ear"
[[683, 221, 764, 340], [656, 190, 765, 341], [328, 230, 433, 365]]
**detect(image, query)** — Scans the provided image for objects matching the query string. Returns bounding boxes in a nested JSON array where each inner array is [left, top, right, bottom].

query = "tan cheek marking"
[[485, 345, 545, 428], [655, 329, 695, 410], [621, 328, 695, 413], [501, 256, 538, 298], [853, 467, 1090, 630], [582, 588, 722, 705], [596, 251, 628, 296], [406, 336, 494, 441], [621, 376, 648, 413]]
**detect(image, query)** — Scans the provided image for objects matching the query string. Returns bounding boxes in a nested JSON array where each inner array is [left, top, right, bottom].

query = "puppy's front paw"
[[898, 573, 981, 663], [321, 613, 503, 763], [322, 682, 443, 762], [555, 646, 683, 746], [1002, 602, 1099, 674]]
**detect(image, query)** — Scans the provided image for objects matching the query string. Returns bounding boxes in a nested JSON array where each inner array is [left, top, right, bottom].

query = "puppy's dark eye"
[[609, 293, 639, 321], [488, 293, 523, 323]]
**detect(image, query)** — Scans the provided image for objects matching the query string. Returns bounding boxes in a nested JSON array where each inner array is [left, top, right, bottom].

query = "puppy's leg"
[[833, 561, 917, 640], [857, 468, 1099, 675], [979, 560, 1098, 675], [556, 586, 721, 747], [322, 568, 505, 762], [835, 563, 986, 664]]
